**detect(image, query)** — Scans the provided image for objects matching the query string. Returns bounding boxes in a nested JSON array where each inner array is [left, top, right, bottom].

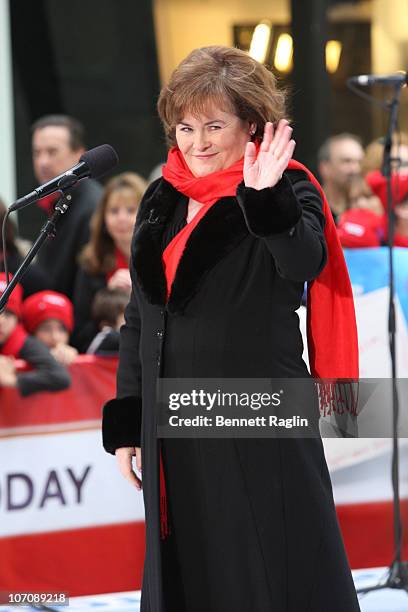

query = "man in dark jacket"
[[31, 115, 103, 299]]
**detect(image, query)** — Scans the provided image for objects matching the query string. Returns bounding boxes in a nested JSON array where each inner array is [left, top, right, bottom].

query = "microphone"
[[348, 72, 408, 87], [10, 144, 119, 212]]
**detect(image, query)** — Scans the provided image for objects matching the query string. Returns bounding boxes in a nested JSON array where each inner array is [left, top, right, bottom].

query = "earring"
[[250, 128, 256, 136]]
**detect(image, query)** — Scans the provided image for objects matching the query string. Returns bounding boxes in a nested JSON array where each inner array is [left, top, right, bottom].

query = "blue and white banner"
[[344, 247, 408, 377]]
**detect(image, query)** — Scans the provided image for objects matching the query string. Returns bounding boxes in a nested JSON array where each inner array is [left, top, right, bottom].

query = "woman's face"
[[104, 189, 139, 245], [175, 104, 253, 177]]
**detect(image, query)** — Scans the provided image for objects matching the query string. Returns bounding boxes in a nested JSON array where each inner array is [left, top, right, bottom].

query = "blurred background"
[[1, 0, 408, 236], [1, 1, 408, 609]]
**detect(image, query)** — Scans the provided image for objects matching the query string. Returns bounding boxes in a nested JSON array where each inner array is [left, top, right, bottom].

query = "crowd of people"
[[0, 115, 147, 395], [0, 114, 407, 396], [318, 131, 408, 247]]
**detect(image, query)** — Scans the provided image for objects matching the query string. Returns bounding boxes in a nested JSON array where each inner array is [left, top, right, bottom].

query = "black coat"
[[72, 268, 106, 352], [36, 179, 103, 299], [102, 171, 360, 612]]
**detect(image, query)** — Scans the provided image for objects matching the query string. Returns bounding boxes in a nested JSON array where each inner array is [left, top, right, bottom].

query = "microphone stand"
[[0, 185, 75, 314], [355, 83, 408, 598]]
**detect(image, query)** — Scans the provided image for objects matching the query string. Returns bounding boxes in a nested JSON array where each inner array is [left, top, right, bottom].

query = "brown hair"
[[317, 133, 363, 164], [79, 172, 147, 275], [362, 132, 408, 175], [347, 175, 384, 216], [31, 115, 85, 151], [348, 175, 374, 200], [157, 45, 287, 147], [91, 288, 129, 328]]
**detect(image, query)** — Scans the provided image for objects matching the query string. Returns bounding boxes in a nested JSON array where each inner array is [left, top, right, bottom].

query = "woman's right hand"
[[115, 446, 142, 490]]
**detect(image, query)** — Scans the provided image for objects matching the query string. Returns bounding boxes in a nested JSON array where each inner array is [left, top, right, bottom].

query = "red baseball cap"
[[0, 273, 23, 318], [22, 291, 74, 334]]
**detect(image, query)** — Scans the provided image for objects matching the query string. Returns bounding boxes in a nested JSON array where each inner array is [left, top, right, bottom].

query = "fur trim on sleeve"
[[236, 175, 302, 237], [102, 396, 142, 454]]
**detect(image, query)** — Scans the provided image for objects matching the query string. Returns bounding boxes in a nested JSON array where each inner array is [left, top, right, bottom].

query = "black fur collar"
[[132, 178, 248, 314]]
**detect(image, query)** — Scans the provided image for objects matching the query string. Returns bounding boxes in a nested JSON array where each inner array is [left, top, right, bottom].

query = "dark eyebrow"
[[178, 119, 226, 127]]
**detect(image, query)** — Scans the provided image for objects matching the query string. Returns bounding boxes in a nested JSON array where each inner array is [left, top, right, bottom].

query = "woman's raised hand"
[[115, 446, 142, 490], [243, 120, 296, 190]]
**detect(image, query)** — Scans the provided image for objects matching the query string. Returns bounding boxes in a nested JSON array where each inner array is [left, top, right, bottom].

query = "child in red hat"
[[0, 274, 71, 395], [22, 291, 78, 366], [337, 175, 384, 248]]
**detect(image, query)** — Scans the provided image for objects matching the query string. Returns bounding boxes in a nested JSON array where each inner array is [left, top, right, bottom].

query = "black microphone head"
[[80, 144, 119, 179]]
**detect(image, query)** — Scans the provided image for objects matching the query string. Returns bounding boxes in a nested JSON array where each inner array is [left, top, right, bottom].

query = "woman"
[[72, 172, 147, 351], [102, 46, 360, 611]]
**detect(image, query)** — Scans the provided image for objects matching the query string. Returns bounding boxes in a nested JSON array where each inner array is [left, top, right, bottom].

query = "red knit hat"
[[0, 273, 23, 318], [22, 290, 74, 334]]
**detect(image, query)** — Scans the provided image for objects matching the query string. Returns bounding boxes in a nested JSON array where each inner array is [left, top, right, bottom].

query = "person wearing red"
[[102, 46, 360, 611], [337, 175, 384, 248], [0, 275, 70, 395], [366, 169, 408, 247], [22, 290, 78, 366], [72, 172, 147, 352]]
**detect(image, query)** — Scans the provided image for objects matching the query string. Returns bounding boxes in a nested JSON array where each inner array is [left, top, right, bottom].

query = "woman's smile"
[[194, 153, 218, 158], [175, 106, 253, 177]]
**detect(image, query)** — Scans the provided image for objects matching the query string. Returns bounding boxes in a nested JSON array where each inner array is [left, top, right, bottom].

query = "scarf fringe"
[[317, 380, 359, 417]]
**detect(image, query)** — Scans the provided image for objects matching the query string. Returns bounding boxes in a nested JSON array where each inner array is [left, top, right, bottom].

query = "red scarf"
[[162, 146, 358, 378], [1, 323, 28, 357], [162, 148, 246, 297], [158, 145, 359, 540], [106, 248, 129, 282], [292, 160, 359, 380]]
